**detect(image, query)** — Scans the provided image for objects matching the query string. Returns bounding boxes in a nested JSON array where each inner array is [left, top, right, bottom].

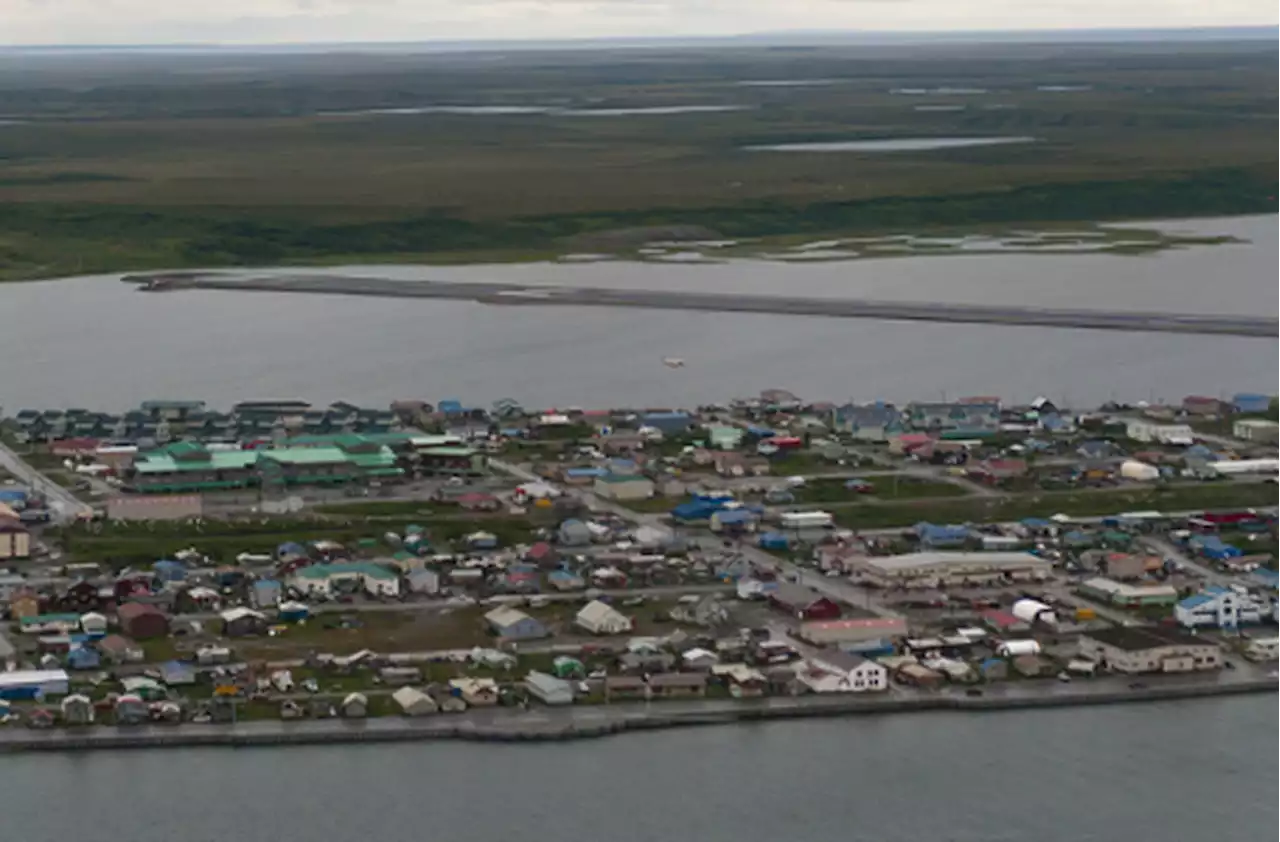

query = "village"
[[0, 390, 1276, 735]]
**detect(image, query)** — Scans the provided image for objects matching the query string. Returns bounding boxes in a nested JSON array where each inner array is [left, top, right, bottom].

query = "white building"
[[1124, 419, 1194, 445], [803, 651, 888, 693], [851, 551, 1052, 589], [0, 669, 69, 698], [1079, 627, 1221, 673], [524, 671, 575, 706], [286, 562, 401, 599], [392, 686, 439, 716], [1175, 586, 1270, 628], [575, 599, 632, 635], [593, 475, 656, 502], [1233, 419, 1280, 443]]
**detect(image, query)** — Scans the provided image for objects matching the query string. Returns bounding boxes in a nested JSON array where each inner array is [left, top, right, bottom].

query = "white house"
[[575, 599, 632, 635], [802, 651, 888, 693], [392, 686, 439, 716], [1175, 586, 1270, 628], [287, 562, 401, 599], [1124, 419, 1194, 446]]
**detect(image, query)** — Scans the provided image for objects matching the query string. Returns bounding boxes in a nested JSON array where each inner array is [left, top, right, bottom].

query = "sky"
[[1, 0, 1277, 45]]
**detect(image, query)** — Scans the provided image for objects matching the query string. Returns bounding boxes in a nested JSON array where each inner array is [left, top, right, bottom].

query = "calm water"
[[0, 215, 1274, 411], [4, 697, 1276, 842], [747, 136, 1035, 152]]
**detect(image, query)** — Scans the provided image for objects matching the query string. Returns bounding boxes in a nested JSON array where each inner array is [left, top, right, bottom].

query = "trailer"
[[779, 511, 834, 529]]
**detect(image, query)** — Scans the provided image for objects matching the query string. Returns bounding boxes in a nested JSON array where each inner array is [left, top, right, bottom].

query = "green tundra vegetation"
[[0, 39, 1274, 279]]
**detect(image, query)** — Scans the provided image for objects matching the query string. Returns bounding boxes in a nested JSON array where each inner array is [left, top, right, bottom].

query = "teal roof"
[[420, 446, 479, 458], [295, 562, 397, 581], [259, 447, 351, 466], [134, 450, 259, 474]]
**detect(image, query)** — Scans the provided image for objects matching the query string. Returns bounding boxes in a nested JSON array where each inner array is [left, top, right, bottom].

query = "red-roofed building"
[[116, 602, 169, 640], [50, 438, 99, 457], [981, 609, 1030, 634], [525, 541, 558, 568], [798, 617, 908, 645]]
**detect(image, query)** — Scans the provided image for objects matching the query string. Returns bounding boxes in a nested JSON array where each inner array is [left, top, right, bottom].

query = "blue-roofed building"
[[1189, 535, 1243, 561], [152, 559, 186, 583], [914, 522, 971, 548], [437, 400, 464, 416], [1232, 393, 1272, 414], [671, 502, 721, 523], [831, 403, 902, 442], [711, 508, 759, 534], [906, 401, 1000, 435], [250, 579, 282, 609], [66, 646, 102, 671], [758, 532, 790, 551], [564, 466, 608, 481], [1176, 585, 1271, 628], [744, 424, 776, 439], [640, 411, 693, 435]]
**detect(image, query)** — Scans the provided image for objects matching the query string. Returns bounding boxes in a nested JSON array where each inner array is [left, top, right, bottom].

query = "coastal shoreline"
[[2, 677, 1273, 755]]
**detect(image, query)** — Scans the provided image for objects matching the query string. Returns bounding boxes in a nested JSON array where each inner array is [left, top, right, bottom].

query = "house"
[[1232, 393, 1273, 414], [1079, 627, 1222, 673], [79, 611, 108, 636], [1182, 395, 1225, 417], [906, 401, 999, 434], [604, 675, 649, 701], [249, 579, 282, 609], [116, 602, 169, 639], [341, 692, 369, 718], [98, 634, 145, 664], [594, 474, 656, 501], [427, 684, 468, 713], [913, 523, 973, 549], [969, 458, 1029, 483], [647, 672, 707, 699], [1080, 577, 1178, 608], [1175, 586, 1270, 628], [392, 686, 439, 716], [526, 541, 558, 568], [548, 569, 586, 592], [680, 647, 720, 671], [287, 562, 401, 598], [712, 663, 768, 698], [1124, 420, 1194, 446], [0, 520, 31, 560], [407, 568, 442, 595], [449, 677, 499, 706], [1233, 419, 1280, 443], [1011, 654, 1051, 678], [0, 669, 70, 701], [831, 403, 902, 442], [803, 651, 888, 693], [981, 609, 1030, 634], [66, 646, 102, 671], [575, 600, 632, 635], [484, 606, 550, 641], [978, 657, 1008, 681], [60, 693, 95, 725], [558, 519, 593, 547], [221, 607, 268, 637], [524, 671, 575, 706], [768, 584, 842, 621], [114, 694, 150, 725], [639, 412, 694, 435], [159, 660, 197, 686]]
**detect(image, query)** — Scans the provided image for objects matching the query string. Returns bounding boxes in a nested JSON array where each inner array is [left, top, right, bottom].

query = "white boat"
[[662, 357, 685, 368]]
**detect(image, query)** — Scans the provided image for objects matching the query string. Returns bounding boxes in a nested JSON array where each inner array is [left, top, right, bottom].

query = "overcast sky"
[[2, 0, 1276, 45]]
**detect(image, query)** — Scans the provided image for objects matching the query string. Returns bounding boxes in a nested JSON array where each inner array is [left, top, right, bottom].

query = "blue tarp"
[[758, 532, 790, 550], [672, 502, 721, 521]]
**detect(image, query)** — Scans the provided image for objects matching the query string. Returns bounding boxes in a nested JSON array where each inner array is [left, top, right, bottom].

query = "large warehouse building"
[[850, 551, 1053, 589]]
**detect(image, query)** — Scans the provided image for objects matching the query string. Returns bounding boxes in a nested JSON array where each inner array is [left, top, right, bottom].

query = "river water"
[[0, 215, 1274, 411], [4, 696, 1275, 842]]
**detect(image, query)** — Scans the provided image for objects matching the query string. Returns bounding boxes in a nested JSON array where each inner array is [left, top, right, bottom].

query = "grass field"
[[0, 41, 1274, 279], [833, 481, 1279, 531]]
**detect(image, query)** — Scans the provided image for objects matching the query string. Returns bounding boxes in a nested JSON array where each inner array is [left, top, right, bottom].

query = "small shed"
[[392, 686, 439, 717], [575, 600, 632, 635], [485, 606, 549, 641], [60, 693, 95, 725], [341, 692, 368, 718], [221, 607, 268, 637], [116, 602, 169, 640], [524, 671, 575, 706], [79, 612, 108, 636]]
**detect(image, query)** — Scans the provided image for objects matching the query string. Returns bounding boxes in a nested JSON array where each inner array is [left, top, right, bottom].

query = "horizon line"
[[2, 24, 1277, 51]]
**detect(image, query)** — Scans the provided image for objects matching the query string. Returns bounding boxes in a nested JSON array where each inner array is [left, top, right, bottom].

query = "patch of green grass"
[[834, 482, 1279, 530], [791, 476, 968, 504]]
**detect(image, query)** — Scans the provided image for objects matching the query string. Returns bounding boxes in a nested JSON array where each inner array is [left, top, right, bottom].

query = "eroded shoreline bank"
[[2, 677, 1273, 754]]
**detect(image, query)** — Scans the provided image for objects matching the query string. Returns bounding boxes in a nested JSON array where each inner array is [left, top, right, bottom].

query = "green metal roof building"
[[127, 441, 403, 493]]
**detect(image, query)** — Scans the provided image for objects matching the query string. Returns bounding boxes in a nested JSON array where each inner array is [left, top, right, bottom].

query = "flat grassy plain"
[[0, 41, 1274, 279]]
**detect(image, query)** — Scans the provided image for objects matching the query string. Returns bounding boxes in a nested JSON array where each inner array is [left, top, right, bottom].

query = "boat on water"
[[662, 358, 685, 369]]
